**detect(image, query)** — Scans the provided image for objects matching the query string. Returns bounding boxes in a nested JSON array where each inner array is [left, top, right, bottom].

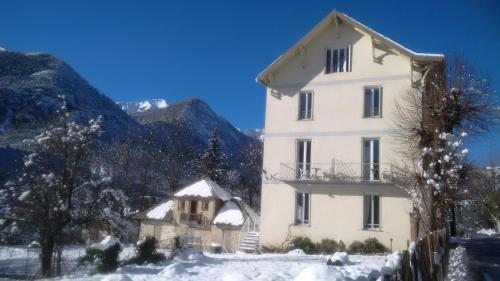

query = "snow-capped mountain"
[[243, 128, 264, 142], [117, 99, 168, 114]]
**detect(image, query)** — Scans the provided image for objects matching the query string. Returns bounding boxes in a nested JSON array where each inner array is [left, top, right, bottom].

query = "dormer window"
[[326, 46, 352, 73]]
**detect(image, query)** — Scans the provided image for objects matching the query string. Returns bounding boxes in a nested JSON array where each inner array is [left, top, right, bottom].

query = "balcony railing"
[[279, 160, 394, 183], [179, 213, 211, 228]]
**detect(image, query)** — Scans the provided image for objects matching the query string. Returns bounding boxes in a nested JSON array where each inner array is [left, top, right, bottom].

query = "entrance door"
[[190, 201, 198, 214]]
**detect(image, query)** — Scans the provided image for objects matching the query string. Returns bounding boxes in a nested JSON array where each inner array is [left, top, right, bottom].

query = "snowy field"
[[0, 246, 388, 281]]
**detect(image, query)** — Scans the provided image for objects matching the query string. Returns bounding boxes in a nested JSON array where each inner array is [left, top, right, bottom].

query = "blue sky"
[[1, 0, 499, 164]]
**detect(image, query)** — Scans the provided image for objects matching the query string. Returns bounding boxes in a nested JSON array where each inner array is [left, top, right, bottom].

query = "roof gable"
[[256, 10, 444, 85]]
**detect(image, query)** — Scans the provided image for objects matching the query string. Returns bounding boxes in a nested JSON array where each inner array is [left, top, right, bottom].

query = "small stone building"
[[132, 179, 260, 253]]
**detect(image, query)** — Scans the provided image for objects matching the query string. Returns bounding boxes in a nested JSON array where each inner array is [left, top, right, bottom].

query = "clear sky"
[[1, 0, 499, 164]]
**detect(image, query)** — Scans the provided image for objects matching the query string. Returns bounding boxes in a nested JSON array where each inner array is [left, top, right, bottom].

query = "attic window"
[[326, 46, 352, 73]]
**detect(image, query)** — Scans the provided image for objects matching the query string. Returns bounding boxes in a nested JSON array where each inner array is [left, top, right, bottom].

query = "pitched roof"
[[213, 200, 245, 226], [173, 179, 232, 201], [131, 199, 174, 221], [256, 10, 444, 85]]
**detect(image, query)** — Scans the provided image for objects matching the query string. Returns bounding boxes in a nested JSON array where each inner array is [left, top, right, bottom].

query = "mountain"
[[117, 99, 168, 114], [243, 128, 264, 142], [0, 51, 142, 146], [132, 98, 256, 166], [0, 51, 261, 191], [0, 51, 143, 181]]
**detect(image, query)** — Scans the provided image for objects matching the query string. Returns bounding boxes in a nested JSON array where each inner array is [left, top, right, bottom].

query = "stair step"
[[239, 246, 258, 251], [242, 238, 259, 242], [240, 242, 259, 247]]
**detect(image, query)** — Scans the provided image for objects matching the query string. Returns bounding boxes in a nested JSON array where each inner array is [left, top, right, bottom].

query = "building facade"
[[257, 11, 443, 251]]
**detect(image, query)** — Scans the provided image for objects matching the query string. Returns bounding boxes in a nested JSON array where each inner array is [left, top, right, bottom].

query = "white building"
[[256, 10, 444, 250]]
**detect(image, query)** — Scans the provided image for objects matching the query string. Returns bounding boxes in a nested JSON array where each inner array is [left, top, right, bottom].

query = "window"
[[296, 140, 311, 179], [296, 192, 310, 225], [364, 87, 382, 117], [362, 139, 380, 181], [202, 201, 209, 211], [364, 195, 380, 229], [298, 92, 313, 120], [178, 200, 185, 211], [326, 46, 352, 73]]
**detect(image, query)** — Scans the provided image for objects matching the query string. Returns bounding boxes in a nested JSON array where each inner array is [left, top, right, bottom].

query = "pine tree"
[[201, 128, 228, 185]]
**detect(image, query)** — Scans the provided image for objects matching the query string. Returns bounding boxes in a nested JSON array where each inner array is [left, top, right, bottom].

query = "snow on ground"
[[213, 201, 244, 226], [0, 246, 388, 281], [446, 246, 469, 281], [146, 200, 173, 219]]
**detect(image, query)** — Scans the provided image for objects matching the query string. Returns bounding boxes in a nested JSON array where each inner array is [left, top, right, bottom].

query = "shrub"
[[79, 243, 122, 273], [316, 239, 347, 254], [127, 236, 166, 265], [363, 238, 387, 254], [348, 238, 388, 254], [289, 237, 317, 254], [348, 240, 365, 254]]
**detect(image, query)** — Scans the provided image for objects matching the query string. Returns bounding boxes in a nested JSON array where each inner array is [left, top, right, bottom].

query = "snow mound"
[[327, 252, 349, 265], [30, 70, 55, 77], [213, 201, 244, 226], [178, 247, 205, 260], [91, 235, 122, 251], [294, 264, 345, 281], [381, 251, 401, 276], [100, 274, 132, 281], [174, 179, 231, 201], [146, 200, 173, 220], [287, 249, 306, 256], [476, 228, 497, 236], [159, 262, 187, 277]]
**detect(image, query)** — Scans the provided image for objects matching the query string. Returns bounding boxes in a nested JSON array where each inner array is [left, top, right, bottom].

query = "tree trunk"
[[40, 234, 55, 277]]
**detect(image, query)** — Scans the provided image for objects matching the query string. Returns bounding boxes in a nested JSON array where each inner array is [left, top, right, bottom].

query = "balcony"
[[279, 160, 394, 184], [179, 213, 211, 229]]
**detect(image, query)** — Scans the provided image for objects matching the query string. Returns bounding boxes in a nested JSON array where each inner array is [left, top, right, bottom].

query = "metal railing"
[[279, 159, 394, 183], [179, 213, 211, 228]]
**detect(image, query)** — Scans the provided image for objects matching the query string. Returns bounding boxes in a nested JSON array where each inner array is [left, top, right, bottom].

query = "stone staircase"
[[239, 231, 260, 253]]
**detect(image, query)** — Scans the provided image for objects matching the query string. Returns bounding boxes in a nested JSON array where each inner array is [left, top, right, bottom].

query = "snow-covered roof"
[[256, 10, 444, 85], [146, 200, 173, 220], [213, 201, 244, 226], [174, 179, 232, 201]]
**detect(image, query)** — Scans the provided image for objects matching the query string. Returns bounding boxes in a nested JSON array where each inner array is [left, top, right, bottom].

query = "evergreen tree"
[[201, 128, 228, 185]]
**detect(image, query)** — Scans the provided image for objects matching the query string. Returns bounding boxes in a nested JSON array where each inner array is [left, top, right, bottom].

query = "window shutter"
[[325, 49, 331, 74]]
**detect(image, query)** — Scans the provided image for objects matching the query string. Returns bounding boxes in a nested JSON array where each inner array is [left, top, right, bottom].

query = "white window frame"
[[326, 45, 352, 74], [363, 194, 380, 229], [363, 86, 382, 118], [362, 138, 381, 181], [295, 192, 311, 225], [298, 91, 314, 120], [296, 139, 312, 180]]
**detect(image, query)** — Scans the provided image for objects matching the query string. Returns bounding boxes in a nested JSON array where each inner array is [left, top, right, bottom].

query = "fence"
[[395, 228, 449, 281]]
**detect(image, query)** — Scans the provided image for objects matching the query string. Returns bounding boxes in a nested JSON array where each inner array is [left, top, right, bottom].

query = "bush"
[[79, 243, 122, 273], [363, 238, 388, 254], [289, 237, 317, 254], [127, 236, 166, 265], [348, 240, 365, 254], [348, 238, 388, 254], [316, 239, 345, 254]]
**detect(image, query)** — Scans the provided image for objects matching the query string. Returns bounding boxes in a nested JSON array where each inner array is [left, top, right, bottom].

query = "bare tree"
[[394, 55, 498, 236]]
